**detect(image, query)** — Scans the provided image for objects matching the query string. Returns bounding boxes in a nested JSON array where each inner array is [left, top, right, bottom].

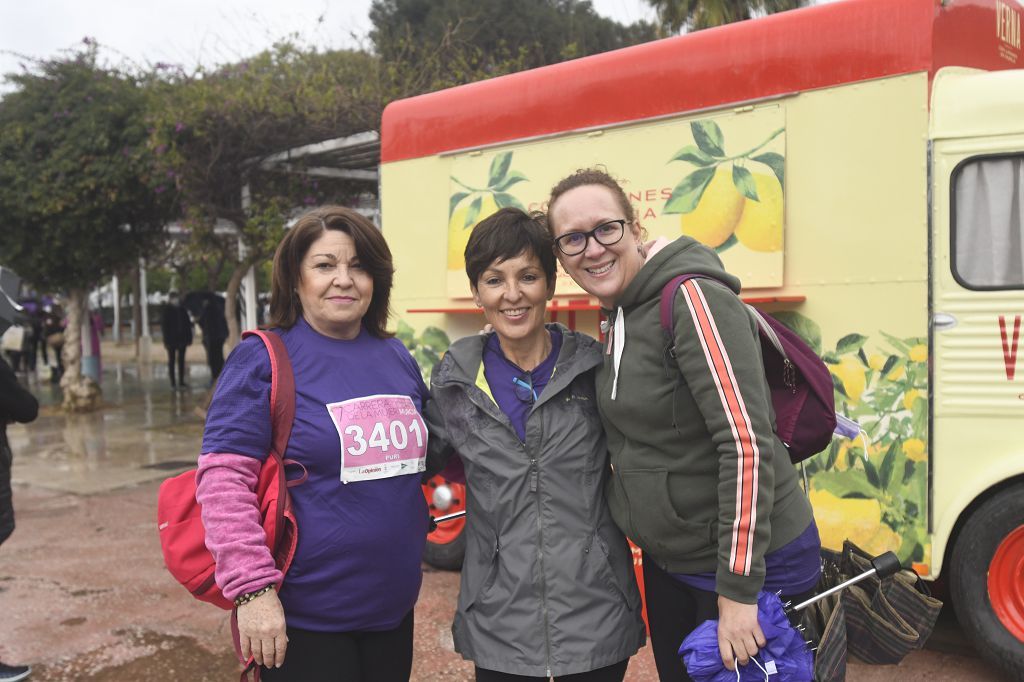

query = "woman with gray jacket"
[[425, 208, 645, 681]]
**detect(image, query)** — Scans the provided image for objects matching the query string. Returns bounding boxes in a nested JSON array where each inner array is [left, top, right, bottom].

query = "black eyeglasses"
[[512, 373, 538, 404], [554, 219, 627, 256]]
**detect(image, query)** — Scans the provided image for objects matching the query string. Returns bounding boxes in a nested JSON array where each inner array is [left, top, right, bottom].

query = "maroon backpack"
[[660, 274, 836, 463]]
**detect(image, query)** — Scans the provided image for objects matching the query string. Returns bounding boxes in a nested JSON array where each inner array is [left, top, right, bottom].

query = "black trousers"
[[475, 659, 629, 682], [204, 339, 225, 382], [166, 346, 186, 387], [642, 553, 815, 682], [261, 610, 414, 682]]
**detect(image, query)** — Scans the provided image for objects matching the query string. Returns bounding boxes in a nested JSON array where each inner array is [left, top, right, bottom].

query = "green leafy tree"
[[370, 0, 657, 96], [0, 43, 171, 411], [146, 43, 383, 347], [646, 0, 808, 34]]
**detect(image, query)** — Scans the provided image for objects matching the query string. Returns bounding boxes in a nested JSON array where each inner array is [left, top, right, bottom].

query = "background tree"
[[370, 0, 657, 96], [646, 0, 808, 34], [146, 43, 382, 347], [0, 43, 171, 411]]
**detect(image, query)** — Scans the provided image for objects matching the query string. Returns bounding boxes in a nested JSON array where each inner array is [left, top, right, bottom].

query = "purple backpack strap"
[[660, 273, 728, 340]]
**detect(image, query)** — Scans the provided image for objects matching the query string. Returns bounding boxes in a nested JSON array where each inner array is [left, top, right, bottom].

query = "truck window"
[[952, 155, 1024, 289]]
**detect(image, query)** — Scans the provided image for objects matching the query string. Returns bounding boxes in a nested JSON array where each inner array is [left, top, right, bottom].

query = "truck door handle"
[[933, 312, 957, 330]]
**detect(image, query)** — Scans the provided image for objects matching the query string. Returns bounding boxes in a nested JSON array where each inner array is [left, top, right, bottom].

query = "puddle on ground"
[[34, 629, 240, 682]]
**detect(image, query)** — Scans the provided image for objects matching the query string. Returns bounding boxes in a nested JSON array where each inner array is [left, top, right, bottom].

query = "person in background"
[[197, 297, 228, 385], [425, 208, 645, 681], [160, 290, 192, 390], [0, 331, 38, 682], [197, 206, 444, 681], [545, 168, 820, 681]]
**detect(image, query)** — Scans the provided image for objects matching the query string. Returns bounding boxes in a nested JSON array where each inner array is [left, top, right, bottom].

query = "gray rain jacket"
[[427, 325, 645, 677]]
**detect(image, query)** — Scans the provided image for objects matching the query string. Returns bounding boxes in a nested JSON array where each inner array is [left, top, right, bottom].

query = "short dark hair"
[[464, 207, 557, 288], [546, 167, 647, 239], [268, 206, 394, 338]]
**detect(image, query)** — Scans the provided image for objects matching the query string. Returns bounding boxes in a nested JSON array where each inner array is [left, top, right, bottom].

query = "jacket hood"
[[616, 236, 740, 311], [433, 323, 601, 390]]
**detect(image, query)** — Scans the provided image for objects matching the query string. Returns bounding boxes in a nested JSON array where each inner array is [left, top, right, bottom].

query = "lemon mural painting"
[[448, 151, 527, 270], [663, 119, 785, 254], [776, 310, 930, 564]]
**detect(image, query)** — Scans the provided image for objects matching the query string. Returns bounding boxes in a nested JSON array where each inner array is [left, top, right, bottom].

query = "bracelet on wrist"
[[234, 584, 274, 608]]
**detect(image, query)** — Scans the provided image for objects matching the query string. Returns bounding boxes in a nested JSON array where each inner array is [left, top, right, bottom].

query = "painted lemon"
[[909, 344, 927, 363], [734, 172, 784, 253], [448, 193, 499, 270], [902, 389, 924, 411], [830, 355, 866, 404], [680, 165, 745, 248], [810, 489, 882, 552], [903, 438, 926, 462], [868, 354, 886, 371]]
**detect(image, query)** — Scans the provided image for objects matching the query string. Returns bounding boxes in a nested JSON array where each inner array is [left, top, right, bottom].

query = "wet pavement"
[[0, 342, 1011, 680]]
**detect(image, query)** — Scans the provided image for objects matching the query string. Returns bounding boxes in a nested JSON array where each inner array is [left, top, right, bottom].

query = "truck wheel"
[[949, 484, 1024, 679], [422, 475, 466, 571]]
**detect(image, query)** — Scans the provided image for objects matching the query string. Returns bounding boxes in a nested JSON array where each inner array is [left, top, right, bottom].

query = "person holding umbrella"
[[197, 296, 228, 384], [0, 268, 37, 682], [545, 169, 821, 681], [426, 208, 645, 681], [161, 290, 193, 390]]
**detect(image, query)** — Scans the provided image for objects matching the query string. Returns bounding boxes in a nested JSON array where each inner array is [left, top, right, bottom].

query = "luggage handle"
[[790, 551, 901, 612], [428, 509, 467, 532]]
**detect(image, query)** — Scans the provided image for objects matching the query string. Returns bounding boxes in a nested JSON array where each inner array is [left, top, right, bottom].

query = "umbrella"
[[0, 267, 24, 336], [679, 551, 901, 682]]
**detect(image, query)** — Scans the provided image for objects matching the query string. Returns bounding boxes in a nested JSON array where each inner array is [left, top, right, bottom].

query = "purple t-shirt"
[[202, 317, 430, 632], [672, 521, 821, 596], [482, 329, 562, 441]]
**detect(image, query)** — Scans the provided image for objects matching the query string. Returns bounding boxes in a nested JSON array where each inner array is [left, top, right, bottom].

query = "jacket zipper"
[[528, 446, 553, 677]]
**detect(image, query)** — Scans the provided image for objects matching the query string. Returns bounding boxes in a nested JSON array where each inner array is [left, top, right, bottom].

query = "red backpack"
[[157, 329, 303, 609], [660, 274, 837, 463]]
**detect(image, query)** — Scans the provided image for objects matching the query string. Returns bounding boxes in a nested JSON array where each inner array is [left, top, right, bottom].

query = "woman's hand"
[[237, 588, 288, 669], [717, 594, 766, 671]]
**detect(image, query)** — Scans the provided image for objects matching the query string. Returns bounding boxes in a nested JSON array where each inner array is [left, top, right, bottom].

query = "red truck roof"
[[381, 0, 1020, 163]]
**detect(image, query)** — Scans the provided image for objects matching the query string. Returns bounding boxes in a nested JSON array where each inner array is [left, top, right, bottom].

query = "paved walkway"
[[0, 343, 1009, 680]]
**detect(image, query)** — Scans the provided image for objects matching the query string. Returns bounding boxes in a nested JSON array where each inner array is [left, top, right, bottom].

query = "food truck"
[[379, 0, 1024, 673]]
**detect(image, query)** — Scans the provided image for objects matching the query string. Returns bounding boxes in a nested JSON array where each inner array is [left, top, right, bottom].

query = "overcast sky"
[[0, 0, 657, 86]]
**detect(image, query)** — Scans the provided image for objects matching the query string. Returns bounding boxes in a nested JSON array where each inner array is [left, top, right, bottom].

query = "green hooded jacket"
[[598, 236, 814, 604]]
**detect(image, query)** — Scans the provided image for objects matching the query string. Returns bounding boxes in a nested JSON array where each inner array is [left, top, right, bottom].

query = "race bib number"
[[326, 394, 428, 484]]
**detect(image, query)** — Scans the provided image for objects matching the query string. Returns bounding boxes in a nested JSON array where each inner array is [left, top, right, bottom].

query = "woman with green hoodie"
[[545, 169, 821, 682]]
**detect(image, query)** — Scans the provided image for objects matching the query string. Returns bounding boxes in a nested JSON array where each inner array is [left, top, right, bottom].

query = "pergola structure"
[[110, 130, 381, 348]]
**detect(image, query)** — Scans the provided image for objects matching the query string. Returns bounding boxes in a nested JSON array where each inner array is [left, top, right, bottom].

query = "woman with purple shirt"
[[197, 206, 440, 681]]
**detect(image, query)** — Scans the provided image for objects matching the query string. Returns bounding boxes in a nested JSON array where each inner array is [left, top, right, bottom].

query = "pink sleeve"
[[195, 453, 283, 601]]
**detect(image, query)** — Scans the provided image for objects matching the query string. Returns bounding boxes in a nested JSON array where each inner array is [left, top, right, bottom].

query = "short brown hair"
[[268, 206, 394, 338], [464, 208, 556, 288], [546, 167, 646, 239]]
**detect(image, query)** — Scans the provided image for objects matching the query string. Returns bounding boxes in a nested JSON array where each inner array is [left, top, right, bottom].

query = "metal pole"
[[111, 275, 121, 343]]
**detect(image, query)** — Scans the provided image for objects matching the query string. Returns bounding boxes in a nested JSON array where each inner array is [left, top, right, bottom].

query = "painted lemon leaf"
[[836, 333, 868, 355], [488, 152, 513, 187], [771, 311, 822, 355], [715, 234, 738, 253], [887, 442, 907, 495], [664, 166, 716, 214], [752, 152, 785, 189], [493, 171, 528, 192], [669, 144, 716, 166], [464, 195, 483, 230], [731, 165, 759, 201], [493, 191, 525, 211], [813, 471, 880, 499], [879, 439, 900, 490], [691, 120, 725, 157], [832, 373, 848, 398], [863, 458, 881, 488], [420, 326, 451, 352], [449, 191, 470, 218], [880, 331, 911, 354]]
